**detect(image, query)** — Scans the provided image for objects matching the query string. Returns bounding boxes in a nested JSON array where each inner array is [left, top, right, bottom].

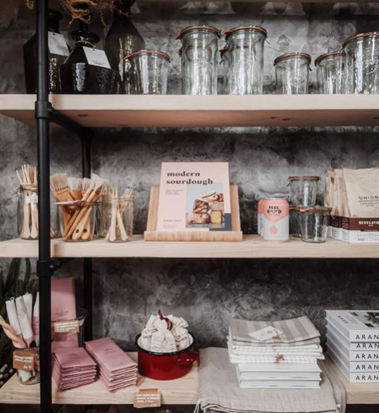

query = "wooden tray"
[[144, 185, 243, 242]]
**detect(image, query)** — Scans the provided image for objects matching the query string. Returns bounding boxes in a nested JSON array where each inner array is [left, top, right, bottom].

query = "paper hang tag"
[[13, 349, 36, 371], [83, 47, 111, 69], [26, 193, 38, 205], [48, 32, 70, 57], [133, 389, 162, 409], [54, 319, 80, 334], [249, 326, 284, 341]]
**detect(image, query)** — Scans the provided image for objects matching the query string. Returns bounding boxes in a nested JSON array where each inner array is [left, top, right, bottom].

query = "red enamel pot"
[[136, 333, 199, 380]]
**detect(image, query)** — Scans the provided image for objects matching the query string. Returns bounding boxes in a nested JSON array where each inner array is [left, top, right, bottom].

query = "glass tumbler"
[[125, 50, 170, 94], [176, 26, 220, 95], [274, 52, 311, 94], [287, 176, 319, 207], [103, 195, 134, 243], [17, 186, 59, 240], [343, 32, 379, 94], [58, 201, 102, 242], [219, 48, 231, 94], [224, 26, 267, 94], [315, 51, 346, 94], [299, 206, 330, 243]]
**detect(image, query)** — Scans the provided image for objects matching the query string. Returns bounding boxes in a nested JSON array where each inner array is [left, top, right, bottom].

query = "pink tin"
[[262, 198, 289, 241]]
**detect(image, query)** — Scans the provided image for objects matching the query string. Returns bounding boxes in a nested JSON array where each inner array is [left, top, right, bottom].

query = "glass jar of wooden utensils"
[[57, 201, 103, 242], [103, 195, 134, 243], [17, 186, 60, 240]]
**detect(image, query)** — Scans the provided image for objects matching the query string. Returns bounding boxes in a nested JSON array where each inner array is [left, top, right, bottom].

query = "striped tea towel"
[[230, 316, 320, 345]]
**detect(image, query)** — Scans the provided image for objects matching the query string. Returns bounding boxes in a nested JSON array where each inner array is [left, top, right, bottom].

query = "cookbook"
[[156, 162, 232, 232]]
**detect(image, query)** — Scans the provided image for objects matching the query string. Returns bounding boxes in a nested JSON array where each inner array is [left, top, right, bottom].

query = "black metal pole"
[[36, 0, 53, 412], [82, 136, 93, 340]]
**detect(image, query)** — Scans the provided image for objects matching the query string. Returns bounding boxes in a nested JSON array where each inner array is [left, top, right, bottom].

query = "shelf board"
[[0, 352, 198, 405], [0, 235, 378, 258], [0, 353, 378, 405], [1, 94, 379, 128]]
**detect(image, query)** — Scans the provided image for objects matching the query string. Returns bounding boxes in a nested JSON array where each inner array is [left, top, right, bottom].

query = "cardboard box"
[[341, 217, 379, 244]]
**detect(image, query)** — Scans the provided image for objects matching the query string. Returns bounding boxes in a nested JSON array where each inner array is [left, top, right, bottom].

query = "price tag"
[[54, 319, 80, 334], [83, 47, 111, 69], [48, 32, 70, 56], [133, 389, 162, 409], [26, 193, 38, 205], [249, 326, 283, 341], [13, 349, 36, 371]]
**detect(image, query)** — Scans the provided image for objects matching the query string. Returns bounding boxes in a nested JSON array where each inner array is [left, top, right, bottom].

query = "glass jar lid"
[[288, 176, 320, 181], [343, 32, 379, 47], [274, 52, 312, 66], [298, 206, 331, 213], [315, 51, 345, 66], [175, 25, 221, 40], [124, 50, 171, 62], [225, 25, 268, 40]]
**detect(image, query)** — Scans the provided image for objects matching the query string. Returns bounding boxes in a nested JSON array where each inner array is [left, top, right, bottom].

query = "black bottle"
[[60, 29, 119, 94], [23, 9, 69, 94], [105, 0, 145, 94]]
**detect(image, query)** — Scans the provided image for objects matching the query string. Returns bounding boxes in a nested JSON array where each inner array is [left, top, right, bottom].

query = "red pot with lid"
[[136, 333, 199, 380]]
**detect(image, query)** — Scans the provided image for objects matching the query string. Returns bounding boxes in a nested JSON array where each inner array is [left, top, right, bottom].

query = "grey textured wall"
[[0, 2, 379, 351]]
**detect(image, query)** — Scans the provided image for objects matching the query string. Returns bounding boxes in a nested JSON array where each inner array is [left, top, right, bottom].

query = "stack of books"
[[52, 347, 97, 391], [228, 317, 324, 389], [326, 310, 379, 383], [85, 337, 138, 392]]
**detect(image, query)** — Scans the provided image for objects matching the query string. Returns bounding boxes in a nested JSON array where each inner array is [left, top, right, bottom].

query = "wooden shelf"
[[0, 352, 378, 405], [0, 235, 378, 258], [0, 352, 198, 405], [1, 94, 379, 128]]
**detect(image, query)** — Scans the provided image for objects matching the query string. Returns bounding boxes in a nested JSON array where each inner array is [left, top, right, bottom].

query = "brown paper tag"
[[133, 389, 162, 409], [54, 319, 80, 334], [13, 350, 36, 371]]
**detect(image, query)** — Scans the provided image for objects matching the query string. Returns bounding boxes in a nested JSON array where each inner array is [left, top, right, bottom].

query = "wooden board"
[[0, 353, 378, 405], [0, 235, 378, 258], [0, 352, 199, 405], [2, 95, 379, 128], [144, 185, 243, 242]]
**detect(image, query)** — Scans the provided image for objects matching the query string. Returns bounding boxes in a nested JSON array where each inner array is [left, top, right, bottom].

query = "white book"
[[237, 362, 321, 373], [238, 371, 321, 381], [328, 346, 379, 383], [238, 380, 320, 389], [327, 330, 379, 361], [327, 321, 379, 350], [328, 341, 379, 372], [326, 310, 379, 342]]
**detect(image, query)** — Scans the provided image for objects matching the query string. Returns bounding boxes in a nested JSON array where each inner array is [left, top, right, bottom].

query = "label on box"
[[13, 350, 36, 371], [83, 47, 111, 69], [54, 319, 80, 334], [48, 32, 70, 56], [249, 326, 283, 341], [134, 389, 162, 409]]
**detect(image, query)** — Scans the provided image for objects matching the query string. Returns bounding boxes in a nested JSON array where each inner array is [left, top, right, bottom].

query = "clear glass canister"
[[274, 52, 311, 94], [315, 51, 346, 94], [124, 50, 170, 94], [17, 186, 59, 240], [103, 195, 134, 242], [343, 32, 379, 94], [287, 176, 319, 207], [224, 26, 268, 95], [176, 26, 220, 95], [299, 206, 330, 243]]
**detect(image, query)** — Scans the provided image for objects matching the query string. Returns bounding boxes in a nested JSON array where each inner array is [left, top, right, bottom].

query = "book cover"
[[327, 321, 379, 350], [326, 310, 379, 342], [156, 162, 231, 232]]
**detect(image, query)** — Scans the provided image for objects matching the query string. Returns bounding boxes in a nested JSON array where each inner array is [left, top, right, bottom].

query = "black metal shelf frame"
[[36, 1, 93, 411]]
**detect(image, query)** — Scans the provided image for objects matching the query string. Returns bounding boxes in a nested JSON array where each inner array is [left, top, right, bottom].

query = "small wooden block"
[[144, 185, 243, 242]]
